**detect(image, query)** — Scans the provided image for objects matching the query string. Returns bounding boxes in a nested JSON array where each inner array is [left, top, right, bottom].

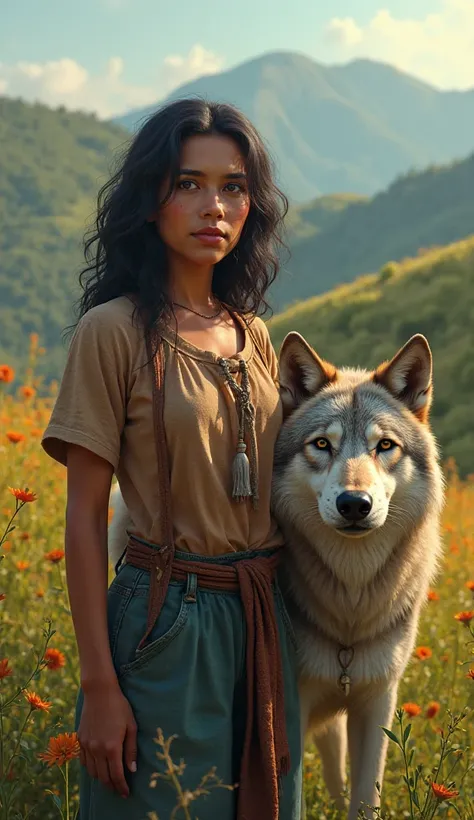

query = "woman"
[[41, 98, 302, 819]]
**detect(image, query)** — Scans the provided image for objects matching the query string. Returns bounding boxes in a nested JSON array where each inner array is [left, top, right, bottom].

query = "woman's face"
[[155, 133, 251, 269]]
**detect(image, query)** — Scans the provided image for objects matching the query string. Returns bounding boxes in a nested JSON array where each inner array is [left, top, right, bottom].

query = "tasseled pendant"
[[232, 440, 252, 501], [218, 355, 258, 507]]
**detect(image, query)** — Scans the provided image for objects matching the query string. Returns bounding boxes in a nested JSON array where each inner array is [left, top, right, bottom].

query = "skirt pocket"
[[115, 578, 194, 680]]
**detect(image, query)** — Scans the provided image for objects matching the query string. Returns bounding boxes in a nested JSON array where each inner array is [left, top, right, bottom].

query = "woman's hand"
[[78, 683, 138, 798]]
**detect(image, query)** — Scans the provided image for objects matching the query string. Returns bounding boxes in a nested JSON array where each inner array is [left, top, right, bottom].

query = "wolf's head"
[[273, 333, 444, 563]]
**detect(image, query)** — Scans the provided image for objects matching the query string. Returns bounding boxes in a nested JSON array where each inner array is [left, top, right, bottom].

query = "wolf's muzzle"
[[336, 491, 373, 521]]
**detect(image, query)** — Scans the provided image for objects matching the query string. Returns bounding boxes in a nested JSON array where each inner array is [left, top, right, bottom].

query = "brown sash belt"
[[125, 534, 290, 820]]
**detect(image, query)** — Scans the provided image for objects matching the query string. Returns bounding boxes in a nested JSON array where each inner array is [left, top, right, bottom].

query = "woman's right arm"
[[66, 443, 137, 798]]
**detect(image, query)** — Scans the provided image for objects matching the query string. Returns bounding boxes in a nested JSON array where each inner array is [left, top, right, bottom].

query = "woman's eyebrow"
[[179, 168, 247, 179]]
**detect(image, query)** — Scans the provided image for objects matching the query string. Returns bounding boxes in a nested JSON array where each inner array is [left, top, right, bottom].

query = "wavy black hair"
[[68, 97, 288, 345]]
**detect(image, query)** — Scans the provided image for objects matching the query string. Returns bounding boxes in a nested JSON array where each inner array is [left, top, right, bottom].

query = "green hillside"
[[0, 97, 128, 381], [116, 51, 474, 202], [285, 193, 367, 240], [269, 237, 474, 477], [274, 152, 474, 309]]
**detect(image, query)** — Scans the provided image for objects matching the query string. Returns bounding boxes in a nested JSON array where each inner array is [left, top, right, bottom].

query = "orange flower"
[[44, 549, 65, 564], [2, 541, 12, 553], [0, 659, 13, 680], [403, 702, 422, 717], [44, 649, 66, 671], [454, 610, 474, 624], [20, 532, 30, 541], [466, 669, 474, 680], [16, 560, 30, 571], [0, 365, 15, 383], [9, 487, 37, 504], [30, 428, 43, 437], [426, 701, 440, 719], [427, 590, 439, 601], [0, 594, 5, 602], [38, 732, 80, 767], [466, 581, 474, 592], [24, 691, 51, 712], [20, 386, 36, 400], [431, 782, 459, 801], [415, 646, 432, 660], [6, 431, 26, 444], [36, 588, 45, 599], [30, 332, 39, 348]]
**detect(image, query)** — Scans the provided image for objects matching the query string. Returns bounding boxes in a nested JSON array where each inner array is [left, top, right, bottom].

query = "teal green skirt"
[[76, 547, 302, 819]]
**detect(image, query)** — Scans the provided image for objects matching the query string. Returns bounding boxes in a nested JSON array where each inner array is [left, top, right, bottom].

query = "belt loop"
[[184, 572, 198, 603], [114, 546, 126, 576]]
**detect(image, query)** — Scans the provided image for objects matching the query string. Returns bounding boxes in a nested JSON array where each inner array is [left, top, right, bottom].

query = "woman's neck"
[[168, 262, 216, 311]]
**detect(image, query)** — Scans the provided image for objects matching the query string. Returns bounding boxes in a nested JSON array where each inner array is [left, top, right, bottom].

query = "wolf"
[[273, 332, 445, 819]]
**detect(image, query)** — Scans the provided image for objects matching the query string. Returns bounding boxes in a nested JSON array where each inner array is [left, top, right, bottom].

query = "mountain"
[[113, 50, 474, 202], [268, 236, 474, 478], [0, 96, 128, 382], [274, 152, 474, 309]]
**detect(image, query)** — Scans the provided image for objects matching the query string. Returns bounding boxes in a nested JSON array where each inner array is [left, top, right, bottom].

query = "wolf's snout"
[[336, 491, 373, 521]]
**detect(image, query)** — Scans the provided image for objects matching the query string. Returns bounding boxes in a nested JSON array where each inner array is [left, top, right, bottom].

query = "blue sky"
[[1, 0, 473, 117]]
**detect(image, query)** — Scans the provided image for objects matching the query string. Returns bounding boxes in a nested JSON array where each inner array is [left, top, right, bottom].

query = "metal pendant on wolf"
[[107, 332, 445, 820]]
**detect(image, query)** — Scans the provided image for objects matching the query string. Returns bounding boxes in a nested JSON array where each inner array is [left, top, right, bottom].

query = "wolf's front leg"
[[347, 685, 398, 820]]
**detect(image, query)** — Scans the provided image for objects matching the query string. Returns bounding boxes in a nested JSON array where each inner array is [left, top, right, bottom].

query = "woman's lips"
[[192, 233, 226, 245]]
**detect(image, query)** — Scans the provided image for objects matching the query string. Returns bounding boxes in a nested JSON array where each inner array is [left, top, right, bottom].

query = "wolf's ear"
[[373, 334, 433, 422], [278, 332, 337, 418]]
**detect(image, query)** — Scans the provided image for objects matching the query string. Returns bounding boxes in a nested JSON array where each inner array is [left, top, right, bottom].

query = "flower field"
[[0, 336, 473, 819]]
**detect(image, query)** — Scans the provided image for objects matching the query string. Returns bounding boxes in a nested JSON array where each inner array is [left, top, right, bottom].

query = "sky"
[[1, 0, 474, 119]]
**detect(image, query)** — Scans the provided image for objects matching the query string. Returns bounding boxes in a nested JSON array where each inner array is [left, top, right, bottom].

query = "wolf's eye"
[[377, 439, 396, 452], [313, 438, 331, 451]]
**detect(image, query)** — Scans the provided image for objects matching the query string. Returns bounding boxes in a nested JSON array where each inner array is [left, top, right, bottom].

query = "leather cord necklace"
[[172, 300, 223, 320]]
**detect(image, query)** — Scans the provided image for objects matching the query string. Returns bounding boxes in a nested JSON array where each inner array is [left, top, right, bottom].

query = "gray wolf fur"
[[273, 332, 445, 819]]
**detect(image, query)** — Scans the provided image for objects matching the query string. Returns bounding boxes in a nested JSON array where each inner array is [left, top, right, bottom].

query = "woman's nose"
[[200, 191, 224, 217]]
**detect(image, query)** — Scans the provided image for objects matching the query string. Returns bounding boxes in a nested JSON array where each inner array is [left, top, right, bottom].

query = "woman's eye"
[[178, 180, 198, 190], [313, 438, 331, 451], [224, 182, 245, 193], [377, 439, 396, 452]]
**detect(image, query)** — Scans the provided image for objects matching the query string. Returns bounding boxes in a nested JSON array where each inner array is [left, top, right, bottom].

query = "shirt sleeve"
[[41, 308, 131, 470]]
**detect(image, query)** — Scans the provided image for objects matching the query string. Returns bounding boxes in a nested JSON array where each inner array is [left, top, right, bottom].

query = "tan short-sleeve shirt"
[[42, 296, 284, 555]]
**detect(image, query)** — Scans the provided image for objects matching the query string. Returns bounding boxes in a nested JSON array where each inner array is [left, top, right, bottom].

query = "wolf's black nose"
[[336, 491, 373, 521]]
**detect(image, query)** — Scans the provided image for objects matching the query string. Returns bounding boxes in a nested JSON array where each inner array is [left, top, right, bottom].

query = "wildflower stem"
[[448, 629, 460, 713], [1, 620, 53, 709], [0, 706, 4, 781], [65, 761, 70, 820], [56, 563, 64, 592], [399, 714, 415, 819], [7, 706, 33, 773], [0, 502, 20, 549]]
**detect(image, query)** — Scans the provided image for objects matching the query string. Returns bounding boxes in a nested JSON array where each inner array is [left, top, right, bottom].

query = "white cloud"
[[327, 17, 363, 47], [0, 44, 224, 118], [325, 0, 474, 90], [161, 45, 224, 94], [0, 57, 157, 118]]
